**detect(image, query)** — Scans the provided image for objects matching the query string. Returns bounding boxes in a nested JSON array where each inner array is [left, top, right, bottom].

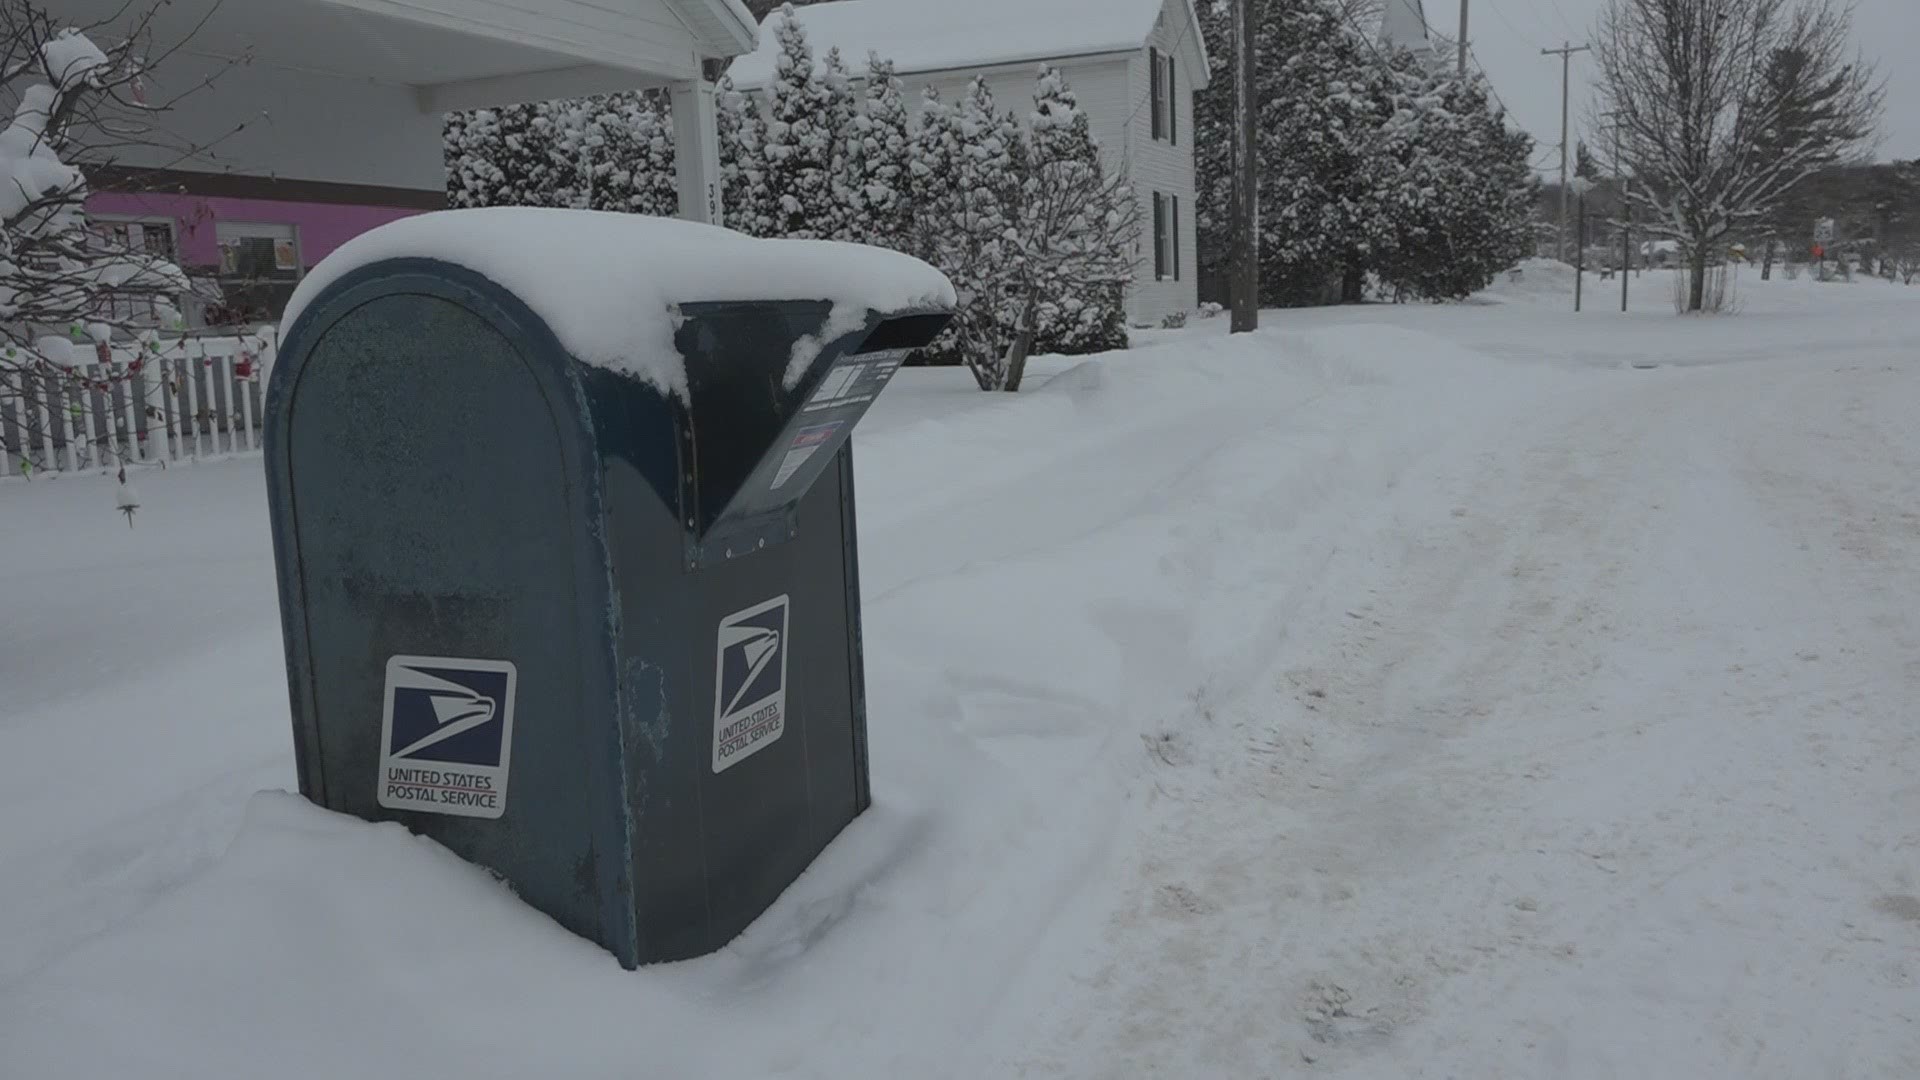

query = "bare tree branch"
[[1589, 0, 1883, 310]]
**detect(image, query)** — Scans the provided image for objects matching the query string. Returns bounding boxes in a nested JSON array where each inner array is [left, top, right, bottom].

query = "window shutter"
[[1150, 48, 1164, 141], [1153, 192, 1167, 280], [1167, 55, 1178, 145], [1172, 196, 1182, 281]]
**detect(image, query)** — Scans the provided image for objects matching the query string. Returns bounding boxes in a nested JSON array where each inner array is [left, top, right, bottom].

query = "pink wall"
[[85, 191, 427, 269]]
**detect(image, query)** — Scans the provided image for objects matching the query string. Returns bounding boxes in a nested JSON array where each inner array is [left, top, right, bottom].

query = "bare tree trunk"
[[1341, 267, 1366, 304], [1003, 289, 1039, 393], [1761, 237, 1775, 281], [1688, 247, 1708, 312]]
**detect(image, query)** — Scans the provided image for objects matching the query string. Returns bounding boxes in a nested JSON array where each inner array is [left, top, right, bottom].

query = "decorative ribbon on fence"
[[0, 327, 277, 479]]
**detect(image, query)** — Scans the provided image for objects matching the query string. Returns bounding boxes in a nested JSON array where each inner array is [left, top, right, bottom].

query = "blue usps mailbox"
[[263, 210, 952, 968]]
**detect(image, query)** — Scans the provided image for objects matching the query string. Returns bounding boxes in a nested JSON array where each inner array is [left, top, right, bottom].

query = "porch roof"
[[45, 0, 759, 112]]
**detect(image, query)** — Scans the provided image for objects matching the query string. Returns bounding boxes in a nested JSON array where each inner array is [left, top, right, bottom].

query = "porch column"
[[670, 79, 723, 226]]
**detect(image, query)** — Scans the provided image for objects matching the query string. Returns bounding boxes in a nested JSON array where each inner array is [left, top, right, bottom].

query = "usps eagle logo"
[[712, 596, 790, 773], [377, 656, 517, 819]]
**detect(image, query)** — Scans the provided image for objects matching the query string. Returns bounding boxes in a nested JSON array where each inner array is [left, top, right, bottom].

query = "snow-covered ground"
[[3, 269, 1917, 1079]]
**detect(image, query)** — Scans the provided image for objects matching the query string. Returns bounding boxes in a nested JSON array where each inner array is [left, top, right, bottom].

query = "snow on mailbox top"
[[280, 208, 956, 399]]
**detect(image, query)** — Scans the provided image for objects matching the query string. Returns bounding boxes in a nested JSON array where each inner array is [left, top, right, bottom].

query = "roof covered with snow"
[[727, 0, 1201, 89], [280, 209, 955, 399]]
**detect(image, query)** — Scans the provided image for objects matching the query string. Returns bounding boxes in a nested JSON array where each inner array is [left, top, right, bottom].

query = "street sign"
[[1814, 217, 1836, 245]]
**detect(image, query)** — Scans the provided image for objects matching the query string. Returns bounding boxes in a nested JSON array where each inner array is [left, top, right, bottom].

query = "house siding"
[[743, 0, 1204, 333], [1123, 0, 1200, 326]]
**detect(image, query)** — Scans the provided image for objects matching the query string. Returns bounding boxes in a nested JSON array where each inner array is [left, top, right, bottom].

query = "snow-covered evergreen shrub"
[[761, 4, 846, 239], [718, 76, 776, 236], [1018, 64, 1131, 358], [909, 77, 1024, 387], [447, 93, 678, 215], [1370, 67, 1537, 301], [1193, 0, 1535, 306], [840, 55, 913, 248]]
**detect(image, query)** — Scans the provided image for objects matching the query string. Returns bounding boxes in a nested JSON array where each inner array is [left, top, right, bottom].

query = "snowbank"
[[280, 208, 955, 397], [1476, 257, 1583, 304]]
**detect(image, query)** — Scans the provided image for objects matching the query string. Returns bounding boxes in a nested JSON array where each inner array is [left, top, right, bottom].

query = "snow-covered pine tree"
[[579, 93, 678, 216], [718, 76, 777, 236], [820, 46, 861, 241], [1370, 66, 1535, 300], [1195, 0, 1416, 306], [843, 54, 913, 250], [907, 85, 982, 371], [444, 108, 508, 209], [1017, 64, 1131, 360], [908, 85, 966, 251], [761, 4, 841, 239], [447, 93, 680, 215], [936, 76, 1024, 389], [442, 100, 569, 208], [541, 98, 595, 208]]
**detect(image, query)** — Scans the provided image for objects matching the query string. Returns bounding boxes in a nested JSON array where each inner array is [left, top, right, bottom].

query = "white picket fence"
[[0, 328, 277, 480]]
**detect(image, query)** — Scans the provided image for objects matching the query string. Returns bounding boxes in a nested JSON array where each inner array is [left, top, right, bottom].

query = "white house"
[[727, 0, 1210, 329]]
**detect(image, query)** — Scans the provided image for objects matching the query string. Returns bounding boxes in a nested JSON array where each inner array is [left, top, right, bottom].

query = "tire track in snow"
[[1019, 347, 1920, 1077]]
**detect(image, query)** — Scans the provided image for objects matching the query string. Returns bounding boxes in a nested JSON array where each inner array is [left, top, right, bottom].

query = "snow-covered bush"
[[1012, 64, 1131, 363], [907, 77, 1022, 387], [1896, 247, 1919, 286], [446, 93, 677, 215], [2, 11, 212, 474], [446, 10, 1139, 391]]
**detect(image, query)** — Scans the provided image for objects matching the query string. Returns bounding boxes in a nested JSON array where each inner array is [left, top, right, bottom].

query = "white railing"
[[1, 328, 277, 480]]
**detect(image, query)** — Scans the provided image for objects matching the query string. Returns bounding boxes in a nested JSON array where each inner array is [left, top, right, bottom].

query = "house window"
[[1159, 194, 1175, 276], [213, 221, 302, 324], [1150, 48, 1177, 144], [91, 217, 178, 263], [1154, 192, 1182, 282]]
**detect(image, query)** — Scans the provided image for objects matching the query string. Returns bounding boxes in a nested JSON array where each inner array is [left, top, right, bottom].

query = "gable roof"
[[1380, 0, 1434, 55], [727, 0, 1206, 90]]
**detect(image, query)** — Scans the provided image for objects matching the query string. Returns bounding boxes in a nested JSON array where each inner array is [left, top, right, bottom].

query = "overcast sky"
[[1405, 0, 1919, 168]]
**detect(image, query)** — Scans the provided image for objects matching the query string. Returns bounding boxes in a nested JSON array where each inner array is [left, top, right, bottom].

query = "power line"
[[1481, 0, 1538, 46], [1540, 0, 1582, 40], [1465, 44, 1513, 116], [1542, 41, 1592, 260]]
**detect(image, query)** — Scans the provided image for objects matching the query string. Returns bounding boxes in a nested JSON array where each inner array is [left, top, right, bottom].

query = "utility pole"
[[1574, 183, 1588, 311], [1229, 0, 1258, 333], [1542, 41, 1590, 263], [1607, 111, 1631, 312], [1458, 0, 1469, 77]]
